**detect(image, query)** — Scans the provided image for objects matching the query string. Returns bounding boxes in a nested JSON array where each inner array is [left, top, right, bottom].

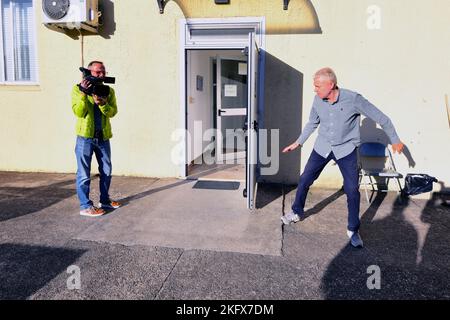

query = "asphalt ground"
[[0, 172, 449, 301]]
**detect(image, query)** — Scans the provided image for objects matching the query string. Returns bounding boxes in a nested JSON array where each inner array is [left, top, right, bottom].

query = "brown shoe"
[[80, 206, 105, 217]]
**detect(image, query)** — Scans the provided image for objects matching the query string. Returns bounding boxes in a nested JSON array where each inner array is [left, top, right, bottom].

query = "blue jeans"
[[292, 148, 361, 232], [75, 136, 112, 210]]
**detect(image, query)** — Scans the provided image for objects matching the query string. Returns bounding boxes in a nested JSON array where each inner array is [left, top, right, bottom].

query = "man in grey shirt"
[[281, 67, 404, 248]]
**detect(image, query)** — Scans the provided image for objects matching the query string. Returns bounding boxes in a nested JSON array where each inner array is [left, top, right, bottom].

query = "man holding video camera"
[[72, 60, 121, 217]]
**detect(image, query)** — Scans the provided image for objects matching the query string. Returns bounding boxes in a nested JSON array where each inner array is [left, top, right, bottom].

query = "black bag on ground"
[[402, 174, 438, 196]]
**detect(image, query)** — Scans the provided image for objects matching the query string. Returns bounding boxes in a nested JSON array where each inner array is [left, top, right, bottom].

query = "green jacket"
[[71, 84, 118, 139]]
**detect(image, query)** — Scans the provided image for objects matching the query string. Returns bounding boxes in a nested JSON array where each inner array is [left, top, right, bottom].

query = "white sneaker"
[[281, 211, 301, 225], [98, 200, 121, 209], [80, 206, 105, 217], [347, 230, 364, 248]]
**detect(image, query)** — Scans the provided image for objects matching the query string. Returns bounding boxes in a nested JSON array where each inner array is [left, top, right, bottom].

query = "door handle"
[[218, 109, 226, 116]]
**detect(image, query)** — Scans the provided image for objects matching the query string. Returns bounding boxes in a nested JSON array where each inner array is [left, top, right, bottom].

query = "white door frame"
[[179, 17, 265, 178]]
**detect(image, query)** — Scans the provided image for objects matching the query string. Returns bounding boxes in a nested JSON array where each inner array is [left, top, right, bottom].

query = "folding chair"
[[358, 142, 403, 203]]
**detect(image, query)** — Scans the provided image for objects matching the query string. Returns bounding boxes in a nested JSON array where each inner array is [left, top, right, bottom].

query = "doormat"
[[193, 180, 240, 190]]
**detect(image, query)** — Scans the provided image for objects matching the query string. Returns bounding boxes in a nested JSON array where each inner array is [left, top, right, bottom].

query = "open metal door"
[[246, 32, 259, 209]]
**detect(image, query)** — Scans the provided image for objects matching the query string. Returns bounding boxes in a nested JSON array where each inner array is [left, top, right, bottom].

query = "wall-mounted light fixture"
[[157, 0, 165, 14], [158, 0, 291, 14]]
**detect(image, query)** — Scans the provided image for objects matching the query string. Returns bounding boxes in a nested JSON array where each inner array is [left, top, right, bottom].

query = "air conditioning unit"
[[42, 0, 100, 32]]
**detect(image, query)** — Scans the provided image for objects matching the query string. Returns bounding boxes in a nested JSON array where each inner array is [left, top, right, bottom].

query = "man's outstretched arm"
[[283, 104, 320, 153], [355, 94, 404, 153]]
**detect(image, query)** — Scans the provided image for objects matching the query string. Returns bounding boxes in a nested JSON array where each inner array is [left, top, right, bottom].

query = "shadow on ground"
[[0, 179, 75, 222], [0, 243, 86, 299], [321, 193, 450, 299], [302, 188, 345, 219], [116, 179, 189, 207], [256, 183, 296, 209]]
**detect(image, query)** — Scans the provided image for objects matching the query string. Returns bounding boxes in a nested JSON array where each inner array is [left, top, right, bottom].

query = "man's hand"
[[78, 79, 92, 96], [282, 142, 301, 153], [93, 95, 107, 106], [80, 79, 91, 90], [392, 142, 404, 154]]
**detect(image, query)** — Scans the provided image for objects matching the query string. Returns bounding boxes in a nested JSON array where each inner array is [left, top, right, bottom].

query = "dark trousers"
[[292, 148, 361, 232]]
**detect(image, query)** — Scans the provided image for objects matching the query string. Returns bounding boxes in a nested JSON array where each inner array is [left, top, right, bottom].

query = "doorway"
[[186, 50, 247, 182], [180, 18, 264, 209]]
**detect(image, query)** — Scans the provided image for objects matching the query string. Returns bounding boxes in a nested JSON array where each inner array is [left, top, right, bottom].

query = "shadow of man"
[[360, 117, 416, 168], [321, 193, 423, 299], [359, 118, 415, 201], [417, 190, 450, 298], [359, 118, 392, 192]]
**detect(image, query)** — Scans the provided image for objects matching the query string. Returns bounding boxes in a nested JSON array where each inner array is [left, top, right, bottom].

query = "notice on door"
[[224, 84, 238, 97], [238, 62, 247, 75]]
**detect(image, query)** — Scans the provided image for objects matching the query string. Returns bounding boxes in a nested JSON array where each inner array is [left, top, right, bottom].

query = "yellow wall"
[[172, 0, 321, 34], [0, 0, 185, 177], [265, 0, 450, 190], [1, 0, 449, 193]]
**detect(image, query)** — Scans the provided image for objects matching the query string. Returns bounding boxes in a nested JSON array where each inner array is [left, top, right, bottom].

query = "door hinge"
[[252, 120, 259, 131]]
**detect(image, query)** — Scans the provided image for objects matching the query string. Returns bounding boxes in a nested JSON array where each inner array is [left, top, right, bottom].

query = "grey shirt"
[[296, 88, 401, 160]]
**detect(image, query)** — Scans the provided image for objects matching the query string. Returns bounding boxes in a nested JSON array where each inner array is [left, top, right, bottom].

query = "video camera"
[[78, 67, 116, 97]]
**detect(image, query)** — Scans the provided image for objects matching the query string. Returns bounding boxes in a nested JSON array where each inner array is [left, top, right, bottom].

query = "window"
[[0, 0, 38, 83]]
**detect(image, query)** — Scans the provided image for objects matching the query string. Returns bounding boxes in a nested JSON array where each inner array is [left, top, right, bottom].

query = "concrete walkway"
[[0, 172, 449, 299], [75, 178, 282, 256]]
